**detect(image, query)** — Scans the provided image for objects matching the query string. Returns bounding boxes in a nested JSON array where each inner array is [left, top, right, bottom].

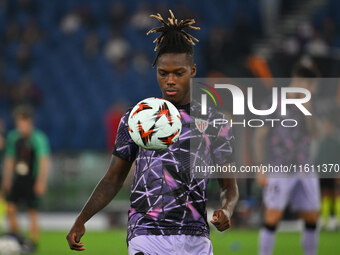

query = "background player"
[[314, 113, 340, 230], [255, 58, 321, 255], [1, 105, 50, 247], [0, 118, 7, 229], [67, 10, 238, 254]]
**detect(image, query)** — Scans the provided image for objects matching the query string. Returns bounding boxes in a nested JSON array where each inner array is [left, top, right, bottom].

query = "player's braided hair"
[[147, 9, 200, 67]]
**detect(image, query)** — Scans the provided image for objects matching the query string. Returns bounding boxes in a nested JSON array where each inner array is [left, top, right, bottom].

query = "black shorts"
[[7, 181, 40, 209], [320, 178, 335, 190]]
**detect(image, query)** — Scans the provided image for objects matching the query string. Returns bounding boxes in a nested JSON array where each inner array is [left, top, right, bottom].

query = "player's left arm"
[[34, 156, 50, 196], [34, 133, 50, 196], [211, 174, 239, 232], [210, 114, 238, 231], [2, 131, 16, 193]]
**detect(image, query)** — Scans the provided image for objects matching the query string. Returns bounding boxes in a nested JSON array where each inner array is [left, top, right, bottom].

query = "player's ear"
[[191, 64, 197, 77]]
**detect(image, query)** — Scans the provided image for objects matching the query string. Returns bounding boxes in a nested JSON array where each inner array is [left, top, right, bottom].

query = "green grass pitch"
[[37, 229, 339, 254]]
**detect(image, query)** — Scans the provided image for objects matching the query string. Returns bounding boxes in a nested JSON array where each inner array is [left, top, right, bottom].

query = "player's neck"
[[175, 95, 191, 107]]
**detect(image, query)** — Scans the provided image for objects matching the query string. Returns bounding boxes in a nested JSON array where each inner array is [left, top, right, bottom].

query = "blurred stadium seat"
[[0, 0, 339, 151]]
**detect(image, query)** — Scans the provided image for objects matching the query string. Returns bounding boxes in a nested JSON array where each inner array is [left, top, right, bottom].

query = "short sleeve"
[[5, 131, 17, 158], [34, 131, 50, 157], [211, 115, 234, 165], [112, 110, 139, 162]]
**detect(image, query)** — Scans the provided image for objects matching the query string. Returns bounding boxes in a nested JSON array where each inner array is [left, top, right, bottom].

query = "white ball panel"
[[128, 97, 182, 150]]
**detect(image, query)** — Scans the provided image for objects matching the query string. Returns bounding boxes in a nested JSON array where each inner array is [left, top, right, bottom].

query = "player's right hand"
[[66, 222, 86, 251], [210, 209, 231, 232]]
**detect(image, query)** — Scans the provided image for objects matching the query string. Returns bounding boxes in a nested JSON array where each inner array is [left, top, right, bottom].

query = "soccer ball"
[[0, 236, 21, 255], [128, 97, 182, 150]]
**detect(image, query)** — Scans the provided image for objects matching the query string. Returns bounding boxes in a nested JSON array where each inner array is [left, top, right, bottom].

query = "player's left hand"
[[210, 209, 231, 231], [34, 181, 46, 196]]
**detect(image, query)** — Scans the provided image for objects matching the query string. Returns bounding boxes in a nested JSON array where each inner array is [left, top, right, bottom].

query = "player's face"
[[16, 117, 33, 137], [157, 53, 196, 106]]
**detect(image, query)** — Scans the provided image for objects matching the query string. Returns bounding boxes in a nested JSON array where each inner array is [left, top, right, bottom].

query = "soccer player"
[[314, 115, 340, 229], [67, 10, 238, 254], [0, 118, 7, 228], [256, 59, 321, 255], [1, 105, 50, 246]]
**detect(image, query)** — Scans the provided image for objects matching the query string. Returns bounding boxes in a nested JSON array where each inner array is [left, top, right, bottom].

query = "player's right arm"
[[1, 131, 16, 193], [66, 155, 133, 251], [1, 157, 14, 193]]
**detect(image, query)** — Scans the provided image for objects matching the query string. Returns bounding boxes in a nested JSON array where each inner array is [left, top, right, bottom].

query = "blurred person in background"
[[0, 118, 6, 175], [314, 112, 340, 230], [83, 31, 100, 59], [1, 105, 50, 248], [130, 2, 154, 31], [104, 101, 128, 152], [108, 1, 127, 31], [9, 75, 43, 108], [0, 118, 7, 229], [104, 31, 131, 66], [255, 58, 321, 255], [60, 10, 82, 35]]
